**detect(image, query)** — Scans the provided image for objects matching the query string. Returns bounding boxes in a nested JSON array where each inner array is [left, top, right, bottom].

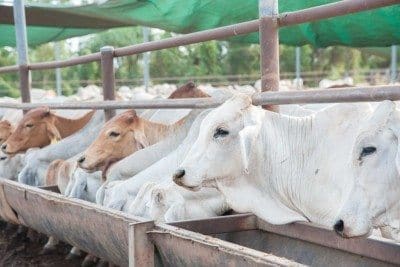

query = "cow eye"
[[360, 146, 377, 158], [25, 123, 33, 128], [213, 127, 229, 138], [109, 131, 120, 137]]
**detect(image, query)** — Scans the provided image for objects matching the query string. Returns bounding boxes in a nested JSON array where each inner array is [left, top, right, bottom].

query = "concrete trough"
[[0, 179, 399, 266]]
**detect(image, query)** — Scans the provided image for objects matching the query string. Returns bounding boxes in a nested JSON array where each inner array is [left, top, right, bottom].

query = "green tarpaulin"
[[0, 0, 399, 47]]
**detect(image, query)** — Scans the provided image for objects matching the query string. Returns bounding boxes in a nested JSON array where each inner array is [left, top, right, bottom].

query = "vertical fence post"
[[55, 42, 62, 96], [391, 45, 398, 84], [100, 46, 116, 120], [259, 0, 279, 112], [13, 0, 31, 112], [142, 27, 151, 91], [295, 46, 303, 89]]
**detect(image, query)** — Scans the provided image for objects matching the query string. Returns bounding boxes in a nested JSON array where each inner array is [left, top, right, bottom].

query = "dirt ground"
[[0, 221, 82, 267]]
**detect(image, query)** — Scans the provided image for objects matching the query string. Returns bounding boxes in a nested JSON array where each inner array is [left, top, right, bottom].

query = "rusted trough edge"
[[38, 185, 60, 193], [149, 223, 302, 267], [2, 179, 400, 265], [0, 179, 152, 266], [256, 218, 400, 265], [1, 179, 145, 223], [169, 213, 258, 234], [166, 214, 400, 265]]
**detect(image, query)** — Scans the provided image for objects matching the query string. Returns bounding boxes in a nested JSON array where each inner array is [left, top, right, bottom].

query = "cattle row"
[[0, 82, 399, 264]]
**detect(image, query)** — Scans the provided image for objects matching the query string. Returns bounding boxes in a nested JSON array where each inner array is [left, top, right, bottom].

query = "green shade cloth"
[[0, 0, 399, 47]]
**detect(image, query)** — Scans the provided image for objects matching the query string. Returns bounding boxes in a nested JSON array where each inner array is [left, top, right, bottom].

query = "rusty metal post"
[[19, 65, 31, 106], [259, 0, 279, 112], [100, 46, 116, 120], [13, 0, 31, 112]]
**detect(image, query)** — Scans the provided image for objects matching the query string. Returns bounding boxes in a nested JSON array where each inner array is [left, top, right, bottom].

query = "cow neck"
[[257, 106, 367, 226], [140, 119, 171, 145], [53, 110, 95, 138], [167, 109, 200, 134]]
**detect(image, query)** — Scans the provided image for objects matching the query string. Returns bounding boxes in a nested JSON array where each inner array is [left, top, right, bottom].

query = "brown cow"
[[168, 81, 210, 99], [1, 107, 95, 155], [77, 109, 176, 175], [0, 120, 13, 145], [77, 82, 209, 177]]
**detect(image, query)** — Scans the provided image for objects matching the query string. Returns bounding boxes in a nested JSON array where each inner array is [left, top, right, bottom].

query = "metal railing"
[[0, 0, 399, 116]]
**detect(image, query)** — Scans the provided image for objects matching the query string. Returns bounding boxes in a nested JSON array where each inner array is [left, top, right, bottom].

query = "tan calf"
[[78, 82, 209, 178], [1, 107, 94, 155]]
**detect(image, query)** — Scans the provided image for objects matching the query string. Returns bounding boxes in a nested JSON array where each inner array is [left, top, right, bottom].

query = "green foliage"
[[0, 26, 395, 98]]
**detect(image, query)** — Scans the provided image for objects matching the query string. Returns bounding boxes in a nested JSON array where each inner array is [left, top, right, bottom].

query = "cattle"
[[334, 101, 400, 241], [17, 111, 105, 186], [0, 120, 13, 145], [42, 83, 210, 259], [173, 94, 378, 228], [77, 110, 182, 178], [97, 109, 228, 226], [167, 81, 209, 99], [0, 151, 26, 180], [1, 107, 95, 155], [78, 82, 209, 178], [130, 181, 229, 222]]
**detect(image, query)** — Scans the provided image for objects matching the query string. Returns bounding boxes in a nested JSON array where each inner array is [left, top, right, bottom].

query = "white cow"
[[63, 109, 201, 203], [98, 110, 211, 210], [130, 181, 229, 222], [335, 101, 400, 241], [173, 94, 378, 229], [98, 109, 229, 222]]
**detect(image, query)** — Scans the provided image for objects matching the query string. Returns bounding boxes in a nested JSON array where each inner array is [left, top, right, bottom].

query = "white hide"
[[130, 182, 229, 222], [335, 101, 400, 240], [176, 94, 374, 228], [67, 109, 201, 202], [98, 110, 213, 211]]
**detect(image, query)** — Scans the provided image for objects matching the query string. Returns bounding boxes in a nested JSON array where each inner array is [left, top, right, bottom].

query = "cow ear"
[[41, 107, 51, 118], [133, 130, 149, 150], [46, 123, 62, 144], [239, 124, 260, 174], [125, 110, 137, 124], [370, 101, 396, 126], [153, 190, 164, 204]]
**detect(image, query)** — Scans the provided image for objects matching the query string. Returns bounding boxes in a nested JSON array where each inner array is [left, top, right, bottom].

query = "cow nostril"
[[334, 219, 344, 233], [1, 144, 7, 151], [77, 156, 86, 164], [173, 169, 185, 180]]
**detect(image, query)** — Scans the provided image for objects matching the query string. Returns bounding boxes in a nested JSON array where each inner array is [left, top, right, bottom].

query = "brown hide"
[[2, 107, 95, 154]]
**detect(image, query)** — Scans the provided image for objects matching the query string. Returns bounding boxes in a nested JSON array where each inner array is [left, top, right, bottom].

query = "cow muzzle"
[[172, 169, 185, 184], [172, 169, 201, 191], [333, 219, 345, 236]]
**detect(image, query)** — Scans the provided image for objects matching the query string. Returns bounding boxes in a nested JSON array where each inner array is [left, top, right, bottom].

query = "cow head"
[[78, 110, 149, 175], [168, 82, 210, 99], [148, 183, 186, 222], [173, 94, 263, 191], [334, 101, 400, 239], [0, 120, 13, 145], [1, 107, 61, 155]]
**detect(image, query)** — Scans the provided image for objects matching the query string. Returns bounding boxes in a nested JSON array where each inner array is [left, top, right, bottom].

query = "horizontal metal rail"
[[0, 0, 397, 73], [278, 0, 400, 27], [113, 20, 259, 57], [0, 85, 398, 110], [0, 65, 19, 74], [251, 85, 400, 105], [29, 52, 101, 71]]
